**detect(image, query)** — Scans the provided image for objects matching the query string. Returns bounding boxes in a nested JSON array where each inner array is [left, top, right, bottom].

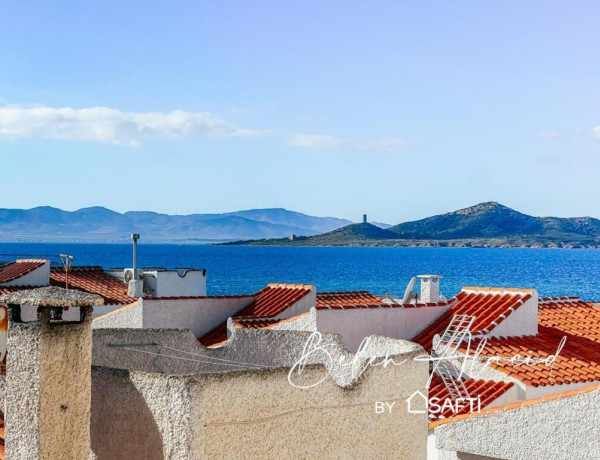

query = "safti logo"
[[404, 390, 482, 416], [405, 390, 427, 414]]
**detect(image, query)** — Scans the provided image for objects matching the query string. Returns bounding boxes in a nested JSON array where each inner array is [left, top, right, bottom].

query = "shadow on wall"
[[91, 367, 164, 460]]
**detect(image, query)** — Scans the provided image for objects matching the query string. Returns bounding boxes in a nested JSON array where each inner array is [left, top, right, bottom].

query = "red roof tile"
[[0, 259, 45, 284], [199, 284, 313, 347], [461, 298, 600, 386], [413, 287, 532, 352], [316, 291, 383, 309], [233, 312, 312, 330], [428, 375, 514, 423], [538, 297, 600, 343], [50, 266, 135, 305]]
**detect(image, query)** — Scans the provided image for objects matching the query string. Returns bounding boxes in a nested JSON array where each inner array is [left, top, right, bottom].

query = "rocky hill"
[[224, 202, 600, 248]]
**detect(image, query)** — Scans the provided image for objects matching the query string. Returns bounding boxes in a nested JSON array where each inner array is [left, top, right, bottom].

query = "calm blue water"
[[1, 243, 599, 299]]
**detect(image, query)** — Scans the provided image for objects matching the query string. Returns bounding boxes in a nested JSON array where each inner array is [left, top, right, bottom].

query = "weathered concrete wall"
[[6, 307, 93, 460], [91, 367, 191, 460], [435, 386, 600, 459], [91, 328, 429, 459], [93, 301, 143, 329], [6, 318, 42, 458], [194, 361, 426, 459], [317, 305, 449, 352], [39, 307, 93, 460], [93, 327, 422, 380]]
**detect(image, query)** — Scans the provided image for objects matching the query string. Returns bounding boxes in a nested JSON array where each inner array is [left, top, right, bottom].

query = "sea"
[[1, 243, 600, 300]]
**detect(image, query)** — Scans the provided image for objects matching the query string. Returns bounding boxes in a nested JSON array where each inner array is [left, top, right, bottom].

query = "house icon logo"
[[406, 390, 427, 414]]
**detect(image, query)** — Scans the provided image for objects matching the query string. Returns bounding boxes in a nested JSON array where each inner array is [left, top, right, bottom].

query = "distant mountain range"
[[0, 206, 362, 242], [224, 202, 600, 248]]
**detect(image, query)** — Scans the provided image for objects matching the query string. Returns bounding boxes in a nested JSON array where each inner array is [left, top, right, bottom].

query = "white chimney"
[[417, 275, 443, 303], [127, 233, 144, 298]]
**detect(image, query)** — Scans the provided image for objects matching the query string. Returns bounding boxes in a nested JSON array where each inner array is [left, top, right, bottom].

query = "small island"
[[220, 202, 600, 248]]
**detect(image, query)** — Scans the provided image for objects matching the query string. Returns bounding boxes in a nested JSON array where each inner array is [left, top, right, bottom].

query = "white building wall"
[[486, 291, 538, 338], [142, 297, 253, 338], [524, 380, 600, 399], [105, 268, 207, 297], [92, 296, 254, 339], [271, 287, 316, 321], [317, 305, 450, 353], [144, 270, 207, 298]]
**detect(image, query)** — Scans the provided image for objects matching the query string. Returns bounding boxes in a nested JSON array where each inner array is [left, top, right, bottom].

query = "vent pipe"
[[131, 233, 140, 278], [127, 234, 143, 298]]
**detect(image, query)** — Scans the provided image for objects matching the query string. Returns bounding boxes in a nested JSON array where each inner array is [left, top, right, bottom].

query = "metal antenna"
[[59, 254, 74, 290]]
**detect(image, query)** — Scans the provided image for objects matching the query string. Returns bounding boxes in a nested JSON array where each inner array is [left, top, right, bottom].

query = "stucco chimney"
[[1, 287, 103, 459], [417, 275, 443, 303]]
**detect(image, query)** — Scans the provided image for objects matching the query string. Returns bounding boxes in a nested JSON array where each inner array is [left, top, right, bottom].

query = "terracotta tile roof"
[[234, 318, 283, 329], [199, 284, 313, 347], [453, 297, 600, 387], [233, 312, 312, 330], [0, 259, 45, 284], [316, 291, 383, 309], [198, 325, 230, 348], [428, 375, 514, 423], [49, 266, 135, 305], [538, 297, 600, 343], [430, 382, 600, 429], [465, 329, 600, 387], [413, 287, 532, 351]]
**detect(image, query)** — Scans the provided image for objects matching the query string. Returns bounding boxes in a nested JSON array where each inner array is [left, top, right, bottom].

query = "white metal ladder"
[[432, 314, 475, 357], [436, 359, 470, 400], [431, 314, 475, 402]]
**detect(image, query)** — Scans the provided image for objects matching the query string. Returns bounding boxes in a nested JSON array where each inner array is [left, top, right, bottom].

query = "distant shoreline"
[[217, 239, 600, 249], [1, 240, 599, 249]]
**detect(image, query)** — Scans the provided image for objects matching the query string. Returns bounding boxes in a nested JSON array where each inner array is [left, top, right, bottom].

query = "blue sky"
[[1, 1, 599, 223]]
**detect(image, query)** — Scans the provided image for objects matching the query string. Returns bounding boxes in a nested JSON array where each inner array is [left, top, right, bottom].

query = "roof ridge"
[[51, 265, 104, 271], [538, 296, 582, 305], [266, 283, 314, 290], [461, 286, 535, 296]]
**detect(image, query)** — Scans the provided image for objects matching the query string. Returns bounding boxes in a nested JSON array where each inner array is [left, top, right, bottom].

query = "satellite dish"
[[124, 270, 134, 284], [401, 277, 417, 304]]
